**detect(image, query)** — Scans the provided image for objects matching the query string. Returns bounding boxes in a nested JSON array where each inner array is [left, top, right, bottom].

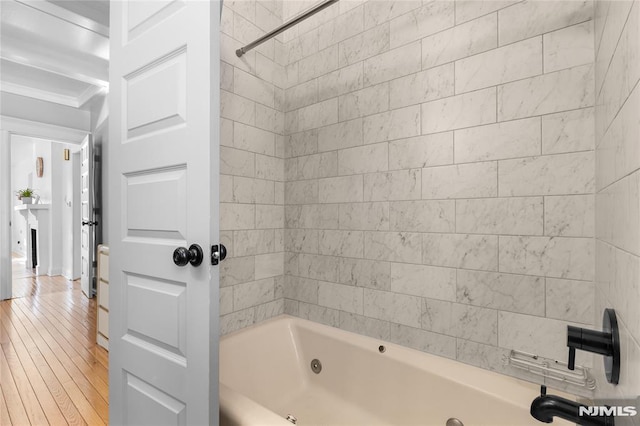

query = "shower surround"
[[220, 0, 601, 390]]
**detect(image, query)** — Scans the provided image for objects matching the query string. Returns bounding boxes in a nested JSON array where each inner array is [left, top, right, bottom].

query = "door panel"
[[80, 135, 94, 298], [109, 1, 220, 424]]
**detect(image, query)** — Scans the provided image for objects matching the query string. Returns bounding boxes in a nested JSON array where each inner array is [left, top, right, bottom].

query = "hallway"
[[1, 258, 109, 425]]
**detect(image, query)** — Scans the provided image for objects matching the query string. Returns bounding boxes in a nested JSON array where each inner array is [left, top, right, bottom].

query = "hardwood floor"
[[1, 256, 108, 425]]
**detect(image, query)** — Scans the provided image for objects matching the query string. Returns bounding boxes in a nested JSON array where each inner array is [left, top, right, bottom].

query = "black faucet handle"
[[540, 385, 547, 396], [568, 346, 576, 370]]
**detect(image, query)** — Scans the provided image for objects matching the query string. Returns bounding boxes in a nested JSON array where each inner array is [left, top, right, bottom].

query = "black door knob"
[[173, 244, 204, 267], [211, 244, 227, 265]]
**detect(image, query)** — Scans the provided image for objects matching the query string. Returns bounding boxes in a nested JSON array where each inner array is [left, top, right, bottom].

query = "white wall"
[[10, 135, 78, 276]]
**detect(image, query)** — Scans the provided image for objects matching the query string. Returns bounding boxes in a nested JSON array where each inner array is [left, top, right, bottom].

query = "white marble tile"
[[284, 276, 318, 304], [285, 180, 318, 205], [287, 129, 318, 158], [221, 147, 255, 178], [454, 0, 515, 24], [318, 175, 363, 203], [363, 0, 422, 30], [498, 311, 593, 367], [544, 21, 594, 73], [363, 41, 422, 87], [298, 98, 338, 131], [255, 252, 284, 280], [546, 278, 594, 325], [422, 13, 497, 69], [255, 155, 284, 181], [256, 205, 284, 229], [298, 302, 341, 327], [452, 304, 498, 345], [364, 289, 422, 328], [234, 122, 275, 156], [499, 236, 594, 281], [596, 172, 640, 256], [234, 278, 275, 310], [338, 22, 390, 67], [233, 177, 274, 204], [285, 204, 339, 229], [363, 106, 420, 144], [285, 229, 319, 254], [319, 230, 364, 258], [318, 118, 363, 152], [498, 0, 592, 45], [455, 37, 542, 94], [285, 79, 318, 112], [234, 68, 275, 107], [220, 256, 255, 287], [422, 162, 497, 199], [456, 269, 545, 316], [318, 4, 364, 50], [364, 231, 422, 264], [298, 45, 339, 83], [220, 203, 255, 230], [338, 82, 390, 121], [234, 230, 275, 257], [255, 299, 284, 324], [498, 152, 595, 196], [221, 309, 255, 336], [389, 64, 455, 109], [220, 118, 233, 148], [498, 65, 594, 121], [422, 87, 497, 134], [455, 197, 544, 235], [421, 298, 452, 334], [318, 62, 364, 101], [388, 133, 454, 170], [221, 90, 256, 126], [423, 233, 498, 271], [255, 104, 283, 135], [544, 195, 594, 237], [220, 175, 234, 203], [364, 169, 421, 202], [221, 33, 257, 76], [298, 254, 340, 282], [389, 200, 455, 233], [297, 152, 337, 180], [338, 258, 391, 290], [339, 202, 390, 231], [286, 27, 319, 64], [318, 281, 364, 314], [338, 143, 388, 175], [339, 312, 391, 340], [221, 61, 233, 92], [389, 323, 457, 359], [389, 1, 455, 48], [220, 286, 233, 315], [454, 117, 541, 163], [390, 263, 456, 301], [542, 108, 594, 155]]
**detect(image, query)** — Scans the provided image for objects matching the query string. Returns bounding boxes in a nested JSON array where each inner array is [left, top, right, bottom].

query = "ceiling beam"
[[14, 0, 109, 37], [0, 81, 79, 108]]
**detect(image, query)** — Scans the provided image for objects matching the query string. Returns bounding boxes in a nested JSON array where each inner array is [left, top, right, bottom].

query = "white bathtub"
[[220, 315, 574, 426]]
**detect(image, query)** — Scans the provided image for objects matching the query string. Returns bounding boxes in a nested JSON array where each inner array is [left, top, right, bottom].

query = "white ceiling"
[[0, 0, 109, 109]]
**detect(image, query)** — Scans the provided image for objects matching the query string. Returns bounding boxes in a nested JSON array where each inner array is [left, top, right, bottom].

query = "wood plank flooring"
[[1, 256, 108, 425]]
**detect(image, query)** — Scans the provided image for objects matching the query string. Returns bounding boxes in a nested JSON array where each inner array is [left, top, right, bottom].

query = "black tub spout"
[[531, 386, 614, 426]]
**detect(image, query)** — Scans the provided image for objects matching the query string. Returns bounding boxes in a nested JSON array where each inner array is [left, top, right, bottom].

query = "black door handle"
[[211, 244, 227, 265], [173, 244, 204, 267]]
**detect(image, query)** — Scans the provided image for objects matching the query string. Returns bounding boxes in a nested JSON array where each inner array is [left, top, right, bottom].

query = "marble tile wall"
[[281, 0, 597, 389], [219, 0, 286, 335], [594, 0, 640, 421]]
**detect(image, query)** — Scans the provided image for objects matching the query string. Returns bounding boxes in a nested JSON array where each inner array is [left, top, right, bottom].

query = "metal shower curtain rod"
[[235, 0, 339, 57]]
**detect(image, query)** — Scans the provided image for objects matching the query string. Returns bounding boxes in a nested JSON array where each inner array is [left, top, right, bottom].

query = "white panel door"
[[80, 134, 94, 298], [108, 1, 220, 425]]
